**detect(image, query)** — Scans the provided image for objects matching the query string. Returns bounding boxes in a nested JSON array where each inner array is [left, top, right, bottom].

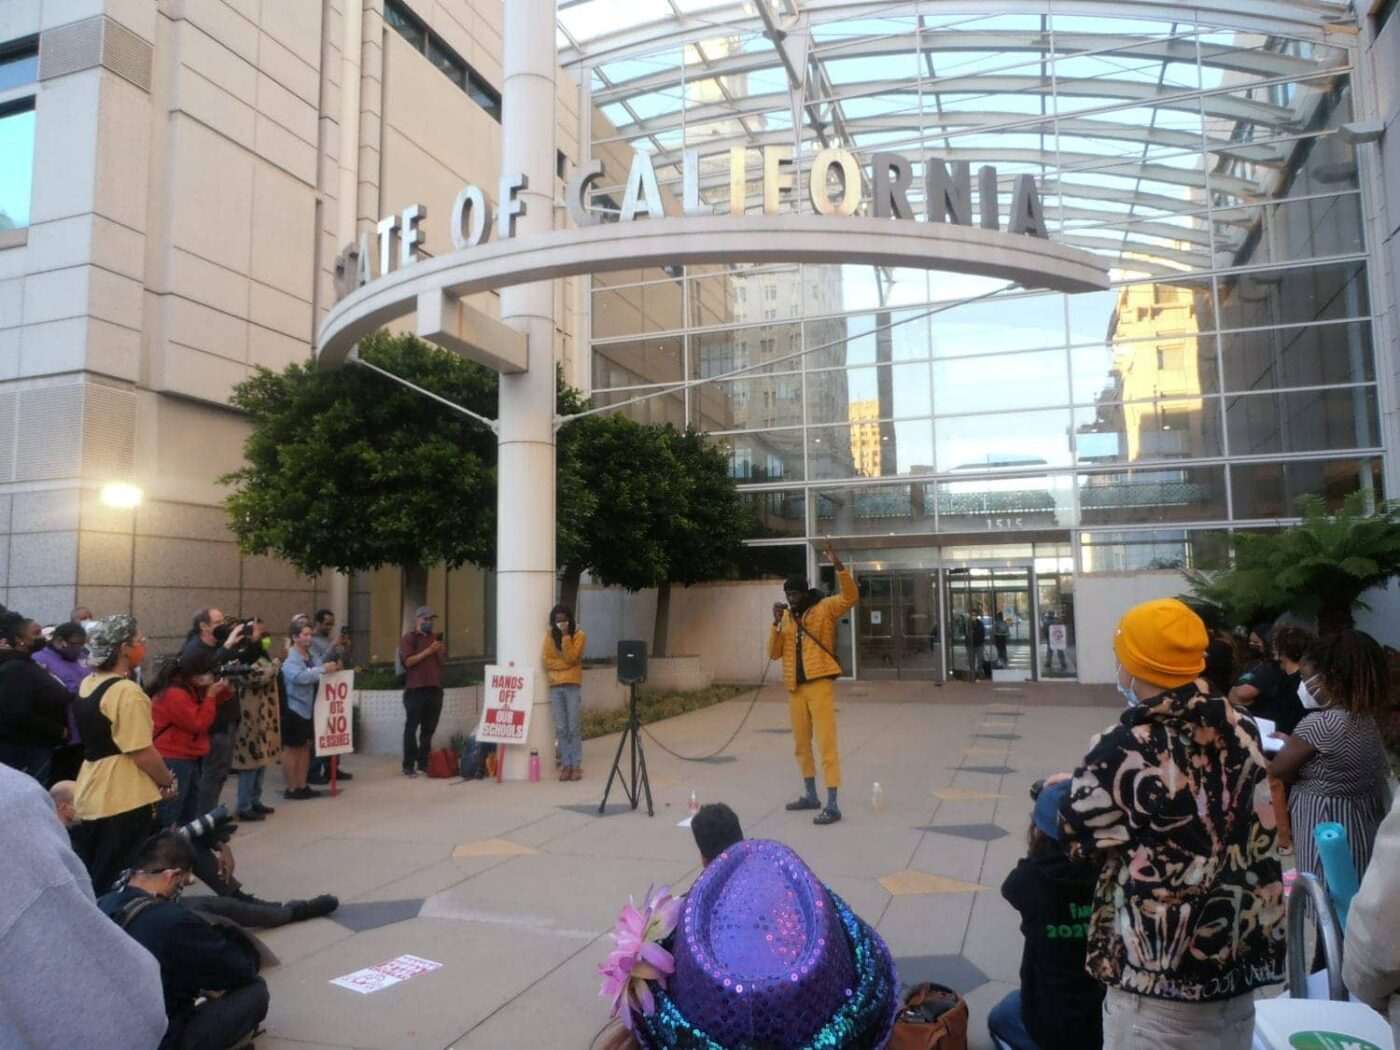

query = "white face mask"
[[1298, 675, 1324, 710]]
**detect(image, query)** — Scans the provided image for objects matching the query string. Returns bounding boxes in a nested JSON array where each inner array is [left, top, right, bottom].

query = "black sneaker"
[[813, 807, 842, 826], [237, 809, 265, 822], [333, 769, 354, 781], [402, 768, 418, 778], [785, 795, 821, 811], [285, 786, 322, 799], [290, 894, 340, 921], [252, 803, 276, 815]]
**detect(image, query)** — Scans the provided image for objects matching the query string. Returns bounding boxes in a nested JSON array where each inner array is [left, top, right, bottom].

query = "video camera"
[[176, 804, 237, 847], [215, 660, 258, 680]]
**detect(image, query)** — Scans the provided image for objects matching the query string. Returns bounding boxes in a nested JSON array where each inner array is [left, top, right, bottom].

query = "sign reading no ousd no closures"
[[314, 670, 356, 757], [476, 666, 534, 744]]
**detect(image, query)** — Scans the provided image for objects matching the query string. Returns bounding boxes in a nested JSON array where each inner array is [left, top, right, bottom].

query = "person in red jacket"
[[151, 649, 234, 828]]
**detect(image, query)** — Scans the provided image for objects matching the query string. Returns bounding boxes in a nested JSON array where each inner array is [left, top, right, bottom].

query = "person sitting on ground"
[[1059, 598, 1285, 1050], [0, 612, 74, 784], [596, 838, 898, 1050], [0, 764, 168, 1050], [99, 831, 269, 1050], [1269, 630, 1392, 888], [1343, 791, 1400, 1044], [987, 779, 1103, 1050], [183, 833, 339, 929], [151, 650, 235, 828], [690, 802, 743, 866], [73, 616, 178, 894], [33, 621, 90, 782]]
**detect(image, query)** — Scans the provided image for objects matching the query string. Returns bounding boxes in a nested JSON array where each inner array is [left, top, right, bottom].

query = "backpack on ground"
[[458, 736, 494, 780], [426, 747, 458, 778], [889, 982, 969, 1050]]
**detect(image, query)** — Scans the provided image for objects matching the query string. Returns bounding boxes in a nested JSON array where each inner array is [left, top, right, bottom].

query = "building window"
[[383, 1, 502, 122], [0, 39, 38, 233]]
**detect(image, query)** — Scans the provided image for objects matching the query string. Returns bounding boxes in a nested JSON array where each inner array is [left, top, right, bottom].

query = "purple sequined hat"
[[632, 839, 899, 1049]]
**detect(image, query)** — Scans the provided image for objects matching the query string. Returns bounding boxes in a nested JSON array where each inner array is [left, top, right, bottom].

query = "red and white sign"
[[314, 670, 356, 757], [476, 665, 534, 744], [331, 954, 442, 995]]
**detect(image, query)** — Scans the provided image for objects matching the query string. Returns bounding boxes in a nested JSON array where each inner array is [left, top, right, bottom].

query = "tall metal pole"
[[497, 0, 557, 779]]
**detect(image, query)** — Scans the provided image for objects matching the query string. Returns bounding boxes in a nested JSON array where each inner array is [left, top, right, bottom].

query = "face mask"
[[126, 643, 146, 668], [1116, 667, 1140, 708], [1298, 676, 1324, 710]]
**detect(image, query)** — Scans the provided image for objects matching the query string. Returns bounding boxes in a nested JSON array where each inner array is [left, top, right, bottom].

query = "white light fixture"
[[99, 482, 143, 509]]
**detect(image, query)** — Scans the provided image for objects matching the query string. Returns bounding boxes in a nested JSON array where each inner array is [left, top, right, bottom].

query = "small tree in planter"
[[1184, 493, 1400, 636]]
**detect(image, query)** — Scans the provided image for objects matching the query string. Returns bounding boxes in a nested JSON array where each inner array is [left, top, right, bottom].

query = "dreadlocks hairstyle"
[[1309, 629, 1390, 720], [549, 604, 576, 651]]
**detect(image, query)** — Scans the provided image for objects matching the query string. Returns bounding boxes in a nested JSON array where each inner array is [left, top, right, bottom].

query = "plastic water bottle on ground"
[[872, 782, 885, 813], [689, 791, 700, 818]]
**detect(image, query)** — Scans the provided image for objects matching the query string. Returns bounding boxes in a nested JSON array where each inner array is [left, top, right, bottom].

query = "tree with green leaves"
[[1183, 493, 1400, 635]]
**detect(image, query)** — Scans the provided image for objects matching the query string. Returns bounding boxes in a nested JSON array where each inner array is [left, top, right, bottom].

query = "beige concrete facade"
[[0, 1, 585, 663]]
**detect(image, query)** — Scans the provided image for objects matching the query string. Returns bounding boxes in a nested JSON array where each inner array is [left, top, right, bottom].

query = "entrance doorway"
[[855, 572, 940, 680], [944, 567, 1033, 682]]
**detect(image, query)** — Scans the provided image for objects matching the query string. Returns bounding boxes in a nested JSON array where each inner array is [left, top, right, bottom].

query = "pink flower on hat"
[[599, 886, 682, 1029]]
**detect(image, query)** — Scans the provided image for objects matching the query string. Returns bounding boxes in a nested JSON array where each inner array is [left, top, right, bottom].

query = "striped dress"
[[1289, 706, 1392, 884]]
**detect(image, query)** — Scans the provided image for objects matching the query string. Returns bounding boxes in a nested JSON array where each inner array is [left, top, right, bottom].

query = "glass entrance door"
[[943, 567, 1034, 681], [855, 571, 941, 680]]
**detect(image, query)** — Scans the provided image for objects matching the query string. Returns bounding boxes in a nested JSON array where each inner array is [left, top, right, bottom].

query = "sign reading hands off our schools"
[[317, 145, 1109, 370], [477, 666, 535, 744]]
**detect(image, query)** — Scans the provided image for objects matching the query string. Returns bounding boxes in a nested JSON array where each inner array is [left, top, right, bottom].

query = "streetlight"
[[99, 482, 143, 509]]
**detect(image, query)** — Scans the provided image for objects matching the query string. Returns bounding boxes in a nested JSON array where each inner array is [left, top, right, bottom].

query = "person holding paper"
[[279, 623, 339, 800], [1269, 630, 1392, 886]]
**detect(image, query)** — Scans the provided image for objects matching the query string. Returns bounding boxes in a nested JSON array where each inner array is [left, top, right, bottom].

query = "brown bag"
[[888, 982, 969, 1050]]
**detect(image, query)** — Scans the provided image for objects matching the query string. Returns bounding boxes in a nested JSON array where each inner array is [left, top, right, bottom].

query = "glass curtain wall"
[[579, 7, 1379, 575]]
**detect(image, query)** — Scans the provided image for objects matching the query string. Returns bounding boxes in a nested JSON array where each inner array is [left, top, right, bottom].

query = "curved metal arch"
[[316, 215, 1109, 367]]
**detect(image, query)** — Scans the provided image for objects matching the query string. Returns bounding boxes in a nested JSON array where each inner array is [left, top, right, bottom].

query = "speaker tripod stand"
[[598, 683, 653, 816]]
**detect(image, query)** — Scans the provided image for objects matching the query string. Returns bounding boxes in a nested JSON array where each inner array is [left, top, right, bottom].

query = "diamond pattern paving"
[[891, 954, 991, 996], [932, 787, 1005, 801], [451, 838, 538, 859], [329, 899, 424, 933], [957, 765, 1017, 776], [879, 870, 988, 895], [915, 823, 1009, 842]]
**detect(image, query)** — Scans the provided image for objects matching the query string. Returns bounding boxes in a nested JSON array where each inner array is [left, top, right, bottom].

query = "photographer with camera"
[[99, 830, 269, 1050], [181, 609, 249, 813], [151, 649, 236, 828]]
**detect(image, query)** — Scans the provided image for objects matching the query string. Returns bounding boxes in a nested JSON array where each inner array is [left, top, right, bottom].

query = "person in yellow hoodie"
[[769, 542, 857, 825], [542, 605, 587, 781]]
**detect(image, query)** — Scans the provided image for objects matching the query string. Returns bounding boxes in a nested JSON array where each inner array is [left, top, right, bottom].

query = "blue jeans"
[[988, 990, 1041, 1050], [549, 684, 582, 768], [236, 768, 265, 813], [159, 758, 203, 828]]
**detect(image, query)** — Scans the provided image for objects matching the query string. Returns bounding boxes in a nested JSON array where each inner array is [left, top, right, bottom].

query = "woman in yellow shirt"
[[542, 605, 586, 781]]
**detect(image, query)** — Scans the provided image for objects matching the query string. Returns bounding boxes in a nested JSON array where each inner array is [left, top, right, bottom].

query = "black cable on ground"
[[638, 658, 774, 763]]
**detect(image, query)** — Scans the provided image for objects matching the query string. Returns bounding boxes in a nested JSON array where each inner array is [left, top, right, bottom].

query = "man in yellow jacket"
[[769, 542, 857, 825]]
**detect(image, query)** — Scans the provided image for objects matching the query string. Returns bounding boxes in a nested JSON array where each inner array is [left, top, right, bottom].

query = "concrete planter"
[[353, 687, 481, 756], [581, 669, 628, 713]]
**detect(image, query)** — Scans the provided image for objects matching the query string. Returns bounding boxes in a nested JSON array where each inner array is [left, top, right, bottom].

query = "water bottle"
[[689, 791, 700, 818], [528, 749, 541, 783], [871, 782, 884, 813]]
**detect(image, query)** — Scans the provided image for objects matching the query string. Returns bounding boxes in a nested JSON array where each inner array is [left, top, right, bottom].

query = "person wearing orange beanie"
[[1055, 598, 1285, 1050]]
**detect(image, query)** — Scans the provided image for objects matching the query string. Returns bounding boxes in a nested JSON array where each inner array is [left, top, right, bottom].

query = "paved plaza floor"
[[222, 680, 1120, 1050]]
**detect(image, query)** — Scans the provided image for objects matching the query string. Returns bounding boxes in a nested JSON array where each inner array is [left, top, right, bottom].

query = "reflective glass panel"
[[1227, 387, 1381, 456], [743, 490, 807, 538], [806, 364, 932, 425], [936, 475, 1075, 533], [1220, 321, 1374, 392], [934, 350, 1068, 415], [931, 292, 1067, 356], [1078, 466, 1228, 525], [1079, 529, 1230, 573], [813, 482, 937, 537], [1231, 458, 1383, 519], [1216, 260, 1370, 332], [692, 324, 802, 379], [592, 280, 684, 338], [807, 420, 934, 481], [691, 373, 803, 432], [1071, 335, 1219, 405], [714, 430, 805, 483], [1211, 194, 1364, 270], [592, 335, 683, 389], [1068, 276, 1216, 348], [0, 103, 35, 230], [1074, 397, 1224, 464], [804, 310, 933, 371], [0, 48, 37, 93], [937, 410, 1073, 472], [688, 265, 803, 328], [588, 388, 686, 428]]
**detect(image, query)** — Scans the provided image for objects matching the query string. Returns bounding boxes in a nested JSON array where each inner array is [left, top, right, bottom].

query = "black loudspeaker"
[[617, 640, 648, 685]]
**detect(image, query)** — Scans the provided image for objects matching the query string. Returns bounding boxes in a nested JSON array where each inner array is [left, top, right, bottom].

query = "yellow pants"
[[789, 678, 841, 788]]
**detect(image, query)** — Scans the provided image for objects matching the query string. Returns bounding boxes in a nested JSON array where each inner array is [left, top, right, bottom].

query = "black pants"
[[197, 730, 235, 814], [77, 803, 158, 894], [402, 687, 444, 772], [161, 979, 269, 1050]]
